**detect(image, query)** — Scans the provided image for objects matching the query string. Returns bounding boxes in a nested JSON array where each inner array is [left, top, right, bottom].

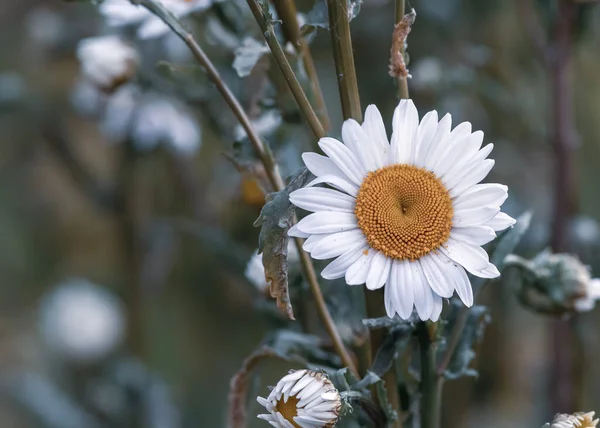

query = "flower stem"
[[326, 0, 362, 122], [271, 0, 331, 132], [134, 0, 358, 377], [394, 0, 410, 99], [418, 322, 441, 428], [247, 0, 326, 139]]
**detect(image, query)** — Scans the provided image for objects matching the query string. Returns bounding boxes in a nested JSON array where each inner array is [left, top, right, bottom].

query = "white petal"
[[485, 212, 516, 231], [389, 99, 419, 165], [345, 249, 375, 285], [440, 238, 489, 275], [296, 212, 358, 234], [443, 144, 494, 191], [453, 206, 500, 227], [413, 111, 439, 167], [423, 113, 452, 170], [302, 234, 327, 253], [321, 244, 369, 279], [476, 263, 501, 279], [318, 137, 365, 185], [257, 413, 276, 422], [295, 415, 327, 427], [410, 261, 433, 320], [418, 254, 454, 298], [365, 251, 391, 290], [439, 130, 484, 181], [451, 225, 496, 246], [307, 175, 359, 197], [342, 119, 380, 172], [449, 159, 495, 199], [257, 396, 273, 410], [453, 183, 508, 211], [431, 252, 473, 306], [288, 224, 310, 238], [302, 152, 349, 180], [310, 230, 366, 260], [430, 292, 443, 322], [388, 260, 414, 319], [431, 122, 473, 177], [289, 187, 356, 213], [362, 105, 389, 167]]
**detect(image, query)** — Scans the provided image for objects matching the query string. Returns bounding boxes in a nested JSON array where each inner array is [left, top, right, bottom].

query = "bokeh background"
[[0, 0, 599, 427]]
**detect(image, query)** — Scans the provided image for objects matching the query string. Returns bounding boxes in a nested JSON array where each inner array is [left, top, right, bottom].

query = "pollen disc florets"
[[257, 369, 341, 428], [355, 164, 453, 260]]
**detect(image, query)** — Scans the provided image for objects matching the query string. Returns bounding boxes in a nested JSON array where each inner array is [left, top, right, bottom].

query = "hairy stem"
[[327, 0, 362, 122], [135, 0, 358, 377], [247, 0, 326, 139], [394, 0, 410, 99], [418, 322, 441, 428], [271, 0, 331, 132]]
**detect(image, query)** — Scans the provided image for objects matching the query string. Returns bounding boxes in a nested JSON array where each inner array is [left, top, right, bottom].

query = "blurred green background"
[[0, 0, 599, 427]]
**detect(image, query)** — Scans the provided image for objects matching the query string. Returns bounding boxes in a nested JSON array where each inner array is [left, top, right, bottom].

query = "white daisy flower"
[[76, 35, 139, 92], [549, 412, 599, 428], [98, 0, 212, 39], [257, 369, 341, 428], [288, 100, 515, 321]]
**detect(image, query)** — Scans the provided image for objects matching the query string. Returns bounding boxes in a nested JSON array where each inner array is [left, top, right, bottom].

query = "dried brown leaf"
[[389, 9, 416, 79]]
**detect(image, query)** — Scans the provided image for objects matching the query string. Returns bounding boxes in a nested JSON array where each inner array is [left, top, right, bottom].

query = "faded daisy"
[[548, 412, 599, 428], [76, 35, 139, 92], [289, 100, 514, 321], [257, 369, 341, 428]]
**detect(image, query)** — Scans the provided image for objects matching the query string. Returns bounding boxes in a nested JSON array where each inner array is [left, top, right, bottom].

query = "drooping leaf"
[[253, 167, 313, 319], [490, 211, 532, 271], [300, 0, 363, 36], [232, 38, 270, 78], [438, 302, 491, 380], [370, 323, 414, 378]]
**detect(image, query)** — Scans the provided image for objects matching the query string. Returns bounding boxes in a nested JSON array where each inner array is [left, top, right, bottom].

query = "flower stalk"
[[271, 0, 331, 132], [133, 0, 358, 377], [246, 0, 326, 139], [418, 322, 441, 428]]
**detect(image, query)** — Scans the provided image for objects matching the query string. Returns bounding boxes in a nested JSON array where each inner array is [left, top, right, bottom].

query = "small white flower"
[[77, 35, 139, 92], [39, 279, 125, 363], [289, 100, 515, 321], [549, 412, 599, 428], [257, 370, 341, 428], [245, 241, 300, 293], [574, 278, 600, 312], [99, 0, 212, 39]]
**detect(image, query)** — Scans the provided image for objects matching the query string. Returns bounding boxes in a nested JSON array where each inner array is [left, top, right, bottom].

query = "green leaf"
[[370, 324, 414, 378], [253, 167, 313, 319], [490, 211, 532, 271], [232, 38, 270, 78], [439, 302, 491, 380], [300, 0, 363, 36]]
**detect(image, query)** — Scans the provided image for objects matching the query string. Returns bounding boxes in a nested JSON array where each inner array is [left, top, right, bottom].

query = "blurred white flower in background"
[[39, 278, 125, 364], [547, 411, 599, 428], [574, 278, 600, 313], [245, 241, 299, 294], [99, 0, 212, 39], [77, 35, 140, 92]]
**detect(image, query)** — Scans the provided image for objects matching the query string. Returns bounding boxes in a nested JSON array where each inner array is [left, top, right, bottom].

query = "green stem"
[[135, 0, 358, 377], [395, 0, 410, 100], [418, 322, 441, 428], [271, 0, 331, 132], [247, 0, 326, 139], [326, 0, 362, 122]]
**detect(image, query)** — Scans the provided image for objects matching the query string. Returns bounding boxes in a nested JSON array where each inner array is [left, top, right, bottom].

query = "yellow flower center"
[[354, 164, 454, 260], [275, 395, 301, 428]]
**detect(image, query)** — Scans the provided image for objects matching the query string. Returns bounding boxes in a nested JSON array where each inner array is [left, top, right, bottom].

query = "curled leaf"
[[389, 9, 416, 79], [253, 167, 313, 319]]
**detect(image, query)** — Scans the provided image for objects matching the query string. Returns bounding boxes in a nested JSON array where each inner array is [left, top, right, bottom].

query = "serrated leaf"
[[232, 37, 270, 78], [439, 303, 490, 380], [253, 168, 313, 319], [300, 0, 363, 36], [491, 211, 532, 271]]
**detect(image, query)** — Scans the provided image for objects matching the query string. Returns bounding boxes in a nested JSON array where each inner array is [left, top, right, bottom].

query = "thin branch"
[[271, 0, 331, 132], [134, 0, 358, 377], [326, 0, 362, 122], [392, 0, 411, 99], [247, 0, 327, 139]]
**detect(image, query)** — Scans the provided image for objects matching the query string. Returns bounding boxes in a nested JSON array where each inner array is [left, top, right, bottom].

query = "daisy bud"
[[507, 250, 600, 315], [257, 369, 341, 428], [76, 35, 139, 93], [546, 411, 599, 428]]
